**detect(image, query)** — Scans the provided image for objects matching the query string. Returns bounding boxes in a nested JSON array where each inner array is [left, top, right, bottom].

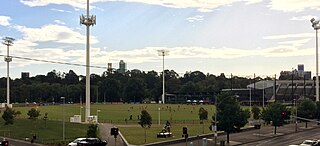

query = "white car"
[[300, 140, 317, 146], [68, 138, 86, 146]]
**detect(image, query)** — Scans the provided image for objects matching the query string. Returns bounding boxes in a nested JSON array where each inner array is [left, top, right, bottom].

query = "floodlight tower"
[[80, 0, 96, 122], [158, 49, 169, 104], [2, 37, 14, 106], [311, 18, 320, 102]]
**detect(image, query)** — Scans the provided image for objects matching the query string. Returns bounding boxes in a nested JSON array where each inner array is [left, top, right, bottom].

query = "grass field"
[[0, 118, 88, 145], [13, 103, 216, 122], [1, 103, 226, 145]]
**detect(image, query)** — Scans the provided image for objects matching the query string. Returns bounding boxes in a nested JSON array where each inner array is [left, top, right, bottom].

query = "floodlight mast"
[[158, 49, 169, 104], [2, 37, 14, 107], [80, 0, 96, 123], [311, 18, 320, 102]]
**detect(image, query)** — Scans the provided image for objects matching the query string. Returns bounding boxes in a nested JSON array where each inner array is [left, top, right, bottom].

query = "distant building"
[[107, 63, 112, 72], [280, 64, 311, 80], [21, 72, 29, 79], [223, 79, 318, 105], [304, 71, 312, 80], [298, 64, 305, 78], [118, 60, 127, 74]]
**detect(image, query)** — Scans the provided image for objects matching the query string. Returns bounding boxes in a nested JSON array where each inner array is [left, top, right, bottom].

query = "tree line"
[[0, 69, 290, 103]]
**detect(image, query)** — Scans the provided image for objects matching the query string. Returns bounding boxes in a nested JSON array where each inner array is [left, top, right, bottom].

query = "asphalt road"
[[99, 123, 125, 146], [246, 127, 320, 146], [167, 122, 320, 146]]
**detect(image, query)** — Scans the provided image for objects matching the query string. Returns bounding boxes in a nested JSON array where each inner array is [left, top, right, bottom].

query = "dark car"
[[76, 138, 107, 146]]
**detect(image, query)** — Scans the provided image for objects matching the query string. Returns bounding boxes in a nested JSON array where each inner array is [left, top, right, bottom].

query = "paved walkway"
[[99, 123, 126, 146]]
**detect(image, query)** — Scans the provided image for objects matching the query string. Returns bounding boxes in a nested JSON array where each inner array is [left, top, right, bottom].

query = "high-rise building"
[[280, 64, 311, 80], [21, 72, 29, 79], [107, 63, 112, 72], [118, 60, 127, 74], [298, 64, 304, 77], [304, 71, 312, 80]]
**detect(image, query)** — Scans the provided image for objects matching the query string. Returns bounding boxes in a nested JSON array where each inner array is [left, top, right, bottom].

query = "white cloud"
[[94, 45, 314, 64], [20, 0, 263, 12], [54, 20, 66, 25], [14, 24, 98, 44], [278, 38, 311, 47], [1, 43, 313, 69], [186, 15, 204, 23], [0, 16, 11, 26], [269, 0, 320, 12], [291, 15, 317, 21], [263, 33, 313, 40], [50, 8, 72, 13]]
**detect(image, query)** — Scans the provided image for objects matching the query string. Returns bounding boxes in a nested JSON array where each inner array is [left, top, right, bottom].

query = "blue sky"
[[0, 0, 320, 78]]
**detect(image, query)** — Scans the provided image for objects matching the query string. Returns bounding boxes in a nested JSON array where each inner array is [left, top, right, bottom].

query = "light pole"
[[158, 49, 169, 104], [61, 97, 65, 141], [311, 18, 320, 102], [158, 107, 161, 126], [2, 37, 14, 107], [249, 84, 252, 112], [294, 99, 297, 132], [96, 109, 101, 123], [80, 106, 83, 122], [80, 0, 96, 122], [262, 80, 265, 108], [214, 96, 217, 146]]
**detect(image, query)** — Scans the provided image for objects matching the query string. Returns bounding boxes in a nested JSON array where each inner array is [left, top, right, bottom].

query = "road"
[[167, 122, 320, 146], [245, 127, 320, 146]]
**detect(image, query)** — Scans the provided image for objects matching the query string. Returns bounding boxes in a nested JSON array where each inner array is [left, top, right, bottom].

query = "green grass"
[[0, 118, 88, 145], [12, 104, 217, 122], [3, 104, 249, 145], [119, 122, 213, 145]]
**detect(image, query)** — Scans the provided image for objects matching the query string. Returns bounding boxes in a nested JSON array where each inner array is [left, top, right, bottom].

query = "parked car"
[[68, 138, 86, 146], [77, 138, 107, 146], [300, 140, 318, 146]]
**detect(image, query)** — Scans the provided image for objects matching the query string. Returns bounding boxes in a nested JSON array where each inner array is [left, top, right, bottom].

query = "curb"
[[0, 136, 45, 146], [120, 126, 256, 146], [234, 124, 320, 145]]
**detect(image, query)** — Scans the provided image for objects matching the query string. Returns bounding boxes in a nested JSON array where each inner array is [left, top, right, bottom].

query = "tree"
[[315, 101, 320, 122], [261, 102, 286, 134], [100, 78, 120, 102], [27, 108, 41, 120], [214, 92, 249, 143], [86, 124, 98, 138], [198, 107, 208, 134], [252, 106, 261, 120], [2, 106, 20, 125], [43, 113, 48, 128], [139, 110, 152, 143], [124, 78, 146, 102], [63, 70, 79, 85], [297, 99, 316, 128]]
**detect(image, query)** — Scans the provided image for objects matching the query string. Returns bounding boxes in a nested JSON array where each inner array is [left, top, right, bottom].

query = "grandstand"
[[224, 80, 316, 106]]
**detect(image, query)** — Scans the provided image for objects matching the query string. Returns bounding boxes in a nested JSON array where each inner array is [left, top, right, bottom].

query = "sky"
[[0, 0, 320, 78]]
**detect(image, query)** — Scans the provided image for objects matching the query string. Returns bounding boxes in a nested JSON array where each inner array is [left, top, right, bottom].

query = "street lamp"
[[80, 106, 83, 122], [158, 107, 161, 126], [157, 49, 169, 104], [2, 37, 14, 107], [61, 97, 65, 141], [80, 0, 96, 123], [214, 95, 218, 146], [311, 18, 320, 102], [97, 109, 101, 123], [293, 99, 298, 132]]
